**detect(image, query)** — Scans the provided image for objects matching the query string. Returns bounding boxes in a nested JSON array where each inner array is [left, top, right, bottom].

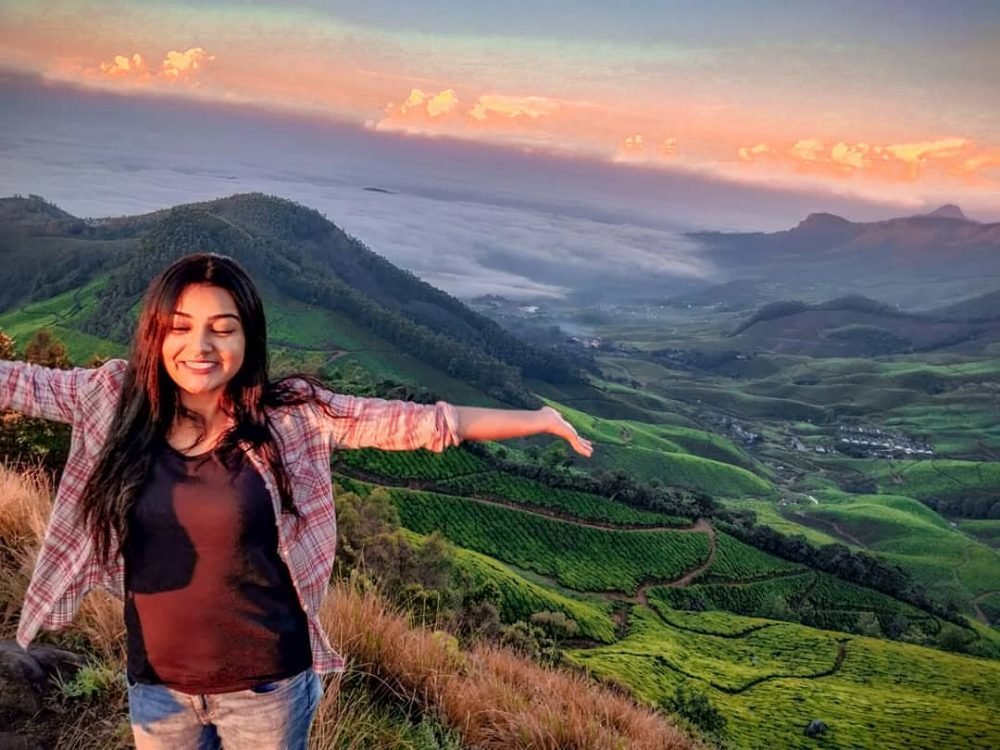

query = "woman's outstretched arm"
[[455, 404, 592, 457], [312, 389, 592, 457], [0, 359, 102, 424]]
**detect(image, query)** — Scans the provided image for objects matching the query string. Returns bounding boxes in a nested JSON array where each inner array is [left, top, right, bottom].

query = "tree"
[[0, 329, 14, 359], [0, 328, 73, 472], [541, 442, 572, 472], [24, 329, 71, 369], [660, 684, 727, 737]]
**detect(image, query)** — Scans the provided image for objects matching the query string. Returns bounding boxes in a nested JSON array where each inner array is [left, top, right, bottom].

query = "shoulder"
[[78, 358, 129, 405], [89, 358, 129, 390], [264, 376, 329, 420]]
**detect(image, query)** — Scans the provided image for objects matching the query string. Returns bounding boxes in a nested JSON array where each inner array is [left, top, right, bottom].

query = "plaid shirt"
[[1, 358, 462, 674]]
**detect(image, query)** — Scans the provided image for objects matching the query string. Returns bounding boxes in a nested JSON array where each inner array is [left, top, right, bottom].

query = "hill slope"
[[0, 193, 586, 405]]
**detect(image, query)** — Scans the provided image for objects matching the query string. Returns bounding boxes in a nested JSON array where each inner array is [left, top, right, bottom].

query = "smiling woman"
[[0, 252, 591, 750]]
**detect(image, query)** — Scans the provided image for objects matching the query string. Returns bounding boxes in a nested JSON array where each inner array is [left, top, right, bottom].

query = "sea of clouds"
[[0, 75, 904, 301]]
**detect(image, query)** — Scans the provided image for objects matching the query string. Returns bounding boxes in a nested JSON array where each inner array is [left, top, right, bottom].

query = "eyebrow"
[[172, 312, 241, 322]]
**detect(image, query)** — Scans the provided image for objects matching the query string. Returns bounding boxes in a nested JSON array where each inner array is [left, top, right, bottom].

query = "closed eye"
[[169, 327, 236, 334]]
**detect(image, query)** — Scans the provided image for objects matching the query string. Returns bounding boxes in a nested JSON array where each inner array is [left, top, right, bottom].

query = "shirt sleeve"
[[0, 359, 93, 424], [314, 390, 462, 452]]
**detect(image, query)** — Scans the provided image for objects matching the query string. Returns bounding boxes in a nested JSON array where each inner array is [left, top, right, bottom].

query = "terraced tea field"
[[567, 607, 1000, 749]]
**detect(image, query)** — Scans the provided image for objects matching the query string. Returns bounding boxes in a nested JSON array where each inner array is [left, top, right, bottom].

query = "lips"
[[183, 361, 219, 372]]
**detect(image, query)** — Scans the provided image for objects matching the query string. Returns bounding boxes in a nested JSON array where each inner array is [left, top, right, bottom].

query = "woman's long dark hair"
[[81, 252, 337, 566]]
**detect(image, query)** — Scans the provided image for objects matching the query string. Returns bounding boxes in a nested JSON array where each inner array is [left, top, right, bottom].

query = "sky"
[[1, 0, 998, 299]]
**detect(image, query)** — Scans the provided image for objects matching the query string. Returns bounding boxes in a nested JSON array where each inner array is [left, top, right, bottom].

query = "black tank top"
[[123, 438, 311, 694]]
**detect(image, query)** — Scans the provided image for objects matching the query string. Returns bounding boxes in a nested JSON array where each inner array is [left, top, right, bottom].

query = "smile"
[[183, 362, 219, 372]]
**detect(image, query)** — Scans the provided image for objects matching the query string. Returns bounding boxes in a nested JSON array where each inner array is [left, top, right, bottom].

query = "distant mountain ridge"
[[727, 292, 1000, 357], [0, 193, 585, 405], [688, 203, 1000, 309], [919, 204, 969, 221]]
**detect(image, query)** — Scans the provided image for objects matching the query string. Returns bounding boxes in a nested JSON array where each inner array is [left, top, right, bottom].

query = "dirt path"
[[534, 519, 719, 607], [791, 510, 867, 548], [638, 518, 718, 601], [972, 590, 999, 625]]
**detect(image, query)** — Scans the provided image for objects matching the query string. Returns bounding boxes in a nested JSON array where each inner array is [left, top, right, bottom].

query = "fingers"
[[544, 405, 593, 457], [571, 434, 593, 457]]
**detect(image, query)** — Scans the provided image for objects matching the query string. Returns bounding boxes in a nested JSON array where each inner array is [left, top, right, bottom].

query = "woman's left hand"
[[541, 405, 594, 457]]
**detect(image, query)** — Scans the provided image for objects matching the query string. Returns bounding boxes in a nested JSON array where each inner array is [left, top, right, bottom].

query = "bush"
[[661, 684, 727, 737]]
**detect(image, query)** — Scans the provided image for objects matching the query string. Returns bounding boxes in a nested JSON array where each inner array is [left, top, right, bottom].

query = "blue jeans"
[[127, 669, 323, 749]]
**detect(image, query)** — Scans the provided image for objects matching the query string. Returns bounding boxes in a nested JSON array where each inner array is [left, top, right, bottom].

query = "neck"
[[177, 390, 230, 429]]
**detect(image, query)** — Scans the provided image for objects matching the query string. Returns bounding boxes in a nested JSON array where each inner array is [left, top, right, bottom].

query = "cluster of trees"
[[471, 442, 720, 519], [660, 684, 727, 740], [824, 324, 914, 356], [0, 329, 90, 473], [920, 493, 1000, 520]]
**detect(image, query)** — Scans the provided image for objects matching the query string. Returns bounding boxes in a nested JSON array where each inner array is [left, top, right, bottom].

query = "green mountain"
[[0, 193, 585, 405]]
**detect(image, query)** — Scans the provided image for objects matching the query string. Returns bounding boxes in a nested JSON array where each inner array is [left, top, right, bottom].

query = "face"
[[161, 284, 246, 406]]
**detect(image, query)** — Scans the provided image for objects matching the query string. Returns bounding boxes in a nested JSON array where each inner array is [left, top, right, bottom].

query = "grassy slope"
[[401, 529, 618, 643], [793, 491, 1000, 608], [959, 519, 1000, 549], [567, 606, 1000, 750], [860, 459, 1000, 501], [547, 399, 774, 497], [0, 278, 129, 362]]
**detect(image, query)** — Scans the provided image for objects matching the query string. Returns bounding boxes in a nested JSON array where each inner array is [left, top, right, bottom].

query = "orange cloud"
[[953, 148, 1000, 175], [469, 94, 559, 121], [401, 88, 459, 117], [98, 53, 150, 81], [884, 137, 973, 165], [737, 143, 770, 161], [789, 139, 826, 163], [90, 48, 214, 86], [613, 133, 682, 165], [658, 137, 678, 156], [160, 47, 215, 83], [622, 134, 645, 151], [373, 87, 583, 148], [375, 87, 460, 131], [737, 135, 995, 185]]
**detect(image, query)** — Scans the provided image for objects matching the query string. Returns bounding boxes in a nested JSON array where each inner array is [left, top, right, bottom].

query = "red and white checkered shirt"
[[1, 358, 462, 674]]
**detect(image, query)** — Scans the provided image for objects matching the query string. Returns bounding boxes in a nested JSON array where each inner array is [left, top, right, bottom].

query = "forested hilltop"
[[0, 193, 585, 405]]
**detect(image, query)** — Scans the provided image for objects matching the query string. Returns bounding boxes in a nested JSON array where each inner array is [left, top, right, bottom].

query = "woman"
[[0, 252, 592, 749]]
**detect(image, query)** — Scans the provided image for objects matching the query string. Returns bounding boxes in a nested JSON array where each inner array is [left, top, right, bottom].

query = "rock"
[[0, 640, 86, 748], [0, 732, 44, 750], [805, 719, 828, 738]]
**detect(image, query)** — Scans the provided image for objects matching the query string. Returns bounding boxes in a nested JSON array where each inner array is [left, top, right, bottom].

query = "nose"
[[192, 328, 215, 354]]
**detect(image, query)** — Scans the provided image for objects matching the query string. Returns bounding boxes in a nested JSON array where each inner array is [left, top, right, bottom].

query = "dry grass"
[[0, 461, 126, 661], [0, 461, 52, 637], [0, 463, 698, 749], [320, 581, 697, 750]]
